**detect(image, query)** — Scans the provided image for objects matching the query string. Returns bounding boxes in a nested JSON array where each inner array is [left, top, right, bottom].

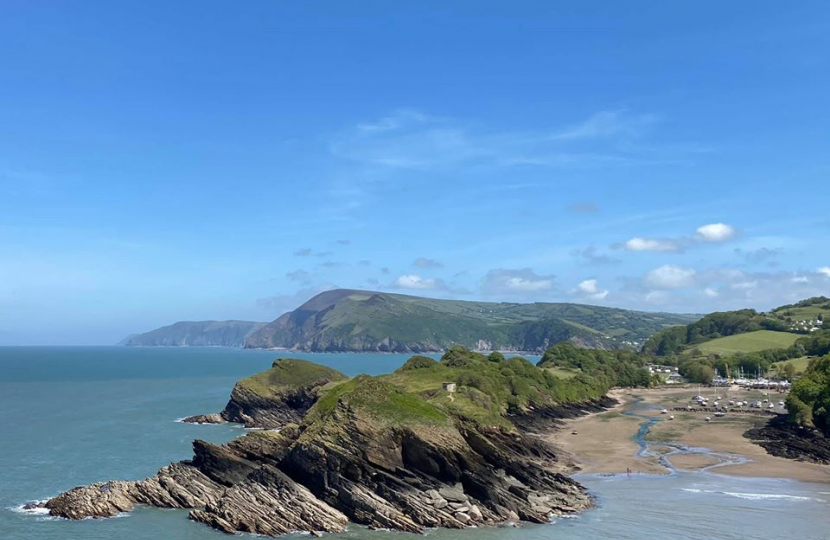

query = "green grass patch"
[[542, 366, 579, 379], [307, 375, 449, 427], [772, 356, 812, 376], [236, 358, 348, 396], [694, 330, 801, 355]]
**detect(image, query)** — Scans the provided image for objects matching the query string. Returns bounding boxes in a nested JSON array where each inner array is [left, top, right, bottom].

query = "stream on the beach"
[[2, 347, 828, 540], [622, 395, 750, 472]]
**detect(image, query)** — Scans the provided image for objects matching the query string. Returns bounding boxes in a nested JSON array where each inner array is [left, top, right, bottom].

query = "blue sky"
[[1, 1, 829, 345]]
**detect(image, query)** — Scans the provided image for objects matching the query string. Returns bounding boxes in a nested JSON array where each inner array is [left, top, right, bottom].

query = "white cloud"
[[481, 268, 556, 297], [576, 279, 609, 300], [645, 265, 697, 289], [818, 266, 830, 278], [394, 274, 437, 290], [620, 223, 736, 256], [696, 223, 736, 242], [791, 276, 809, 284], [624, 237, 680, 252], [704, 287, 719, 298]]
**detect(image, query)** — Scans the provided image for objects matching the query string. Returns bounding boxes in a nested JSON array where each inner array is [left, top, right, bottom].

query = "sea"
[[1, 346, 828, 540]]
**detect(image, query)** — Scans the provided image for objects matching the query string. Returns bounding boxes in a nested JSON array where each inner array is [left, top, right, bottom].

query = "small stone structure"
[[442, 382, 456, 393]]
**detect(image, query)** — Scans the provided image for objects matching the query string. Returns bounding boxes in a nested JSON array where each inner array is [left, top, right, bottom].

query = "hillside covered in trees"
[[787, 355, 830, 436]]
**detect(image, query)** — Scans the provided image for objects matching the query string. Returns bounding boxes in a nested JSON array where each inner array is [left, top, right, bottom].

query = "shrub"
[[399, 355, 438, 371]]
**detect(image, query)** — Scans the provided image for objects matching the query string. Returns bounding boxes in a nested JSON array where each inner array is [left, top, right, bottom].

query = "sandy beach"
[[548, 386, 830, 483]]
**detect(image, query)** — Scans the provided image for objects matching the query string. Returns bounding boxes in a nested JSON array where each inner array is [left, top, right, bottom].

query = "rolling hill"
[[644, 296, 828, 357], [123, 320, 267, 347], [692, 330, 801, 355], [243, 289, 699, 353]]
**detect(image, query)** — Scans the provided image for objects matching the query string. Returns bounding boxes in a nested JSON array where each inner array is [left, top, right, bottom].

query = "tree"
[[487, 351, 505, 363], [786, 355, 830, 435], [681, 362, 715, 384], [782, 362, 796, 382]]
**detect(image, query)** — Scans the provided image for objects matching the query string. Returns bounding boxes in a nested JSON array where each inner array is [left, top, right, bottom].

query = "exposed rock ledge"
[[745, 415, 830, 465], [44, 416, 590, 535]]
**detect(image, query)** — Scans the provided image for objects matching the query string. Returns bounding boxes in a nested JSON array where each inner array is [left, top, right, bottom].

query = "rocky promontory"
[[44, 348, 616, 537], [182, 358, 347, 428]]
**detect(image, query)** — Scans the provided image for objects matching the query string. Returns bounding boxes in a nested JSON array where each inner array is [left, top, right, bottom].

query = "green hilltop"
[[276, 344, 645, 433], [244, 289, 698, 352], [642, 296, 829, 357]]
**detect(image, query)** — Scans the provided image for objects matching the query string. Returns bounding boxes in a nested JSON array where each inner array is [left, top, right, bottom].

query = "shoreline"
[[548, 387, 830, 484]]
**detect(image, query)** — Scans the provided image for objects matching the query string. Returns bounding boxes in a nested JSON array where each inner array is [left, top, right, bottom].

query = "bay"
[[1, 347, 827, 540]]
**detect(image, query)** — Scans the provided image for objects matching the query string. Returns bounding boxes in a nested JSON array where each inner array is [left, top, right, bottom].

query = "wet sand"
[[547, 386, 830, 483]]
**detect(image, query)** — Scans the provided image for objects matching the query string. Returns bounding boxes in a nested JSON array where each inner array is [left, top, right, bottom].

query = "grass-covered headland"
[[45, 344, 654, 536]]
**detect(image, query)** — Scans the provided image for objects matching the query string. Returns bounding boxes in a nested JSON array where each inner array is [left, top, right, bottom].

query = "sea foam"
[[9, 501, 50, 516], [682, 488, 822, 502]]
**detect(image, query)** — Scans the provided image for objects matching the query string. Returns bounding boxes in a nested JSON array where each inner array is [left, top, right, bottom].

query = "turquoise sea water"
[[1, 347, 828, 540]]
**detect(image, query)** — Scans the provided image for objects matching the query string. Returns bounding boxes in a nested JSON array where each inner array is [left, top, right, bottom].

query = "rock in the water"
[[181, 413, 225, 425], [46, 462, 224, 520]]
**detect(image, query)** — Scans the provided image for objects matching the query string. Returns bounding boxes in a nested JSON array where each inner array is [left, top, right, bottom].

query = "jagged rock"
[[181, 413, 225, 424], [439, 484, 467, 502], [189, 466, 348, 536], [46, 481, 136, 519], [46, 462, 223, 519]]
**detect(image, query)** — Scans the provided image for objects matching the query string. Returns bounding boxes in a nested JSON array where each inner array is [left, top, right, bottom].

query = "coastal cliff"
[[44, 349, 617, 536], [123, 320, 266, 347], [244, 289, 698, 352]]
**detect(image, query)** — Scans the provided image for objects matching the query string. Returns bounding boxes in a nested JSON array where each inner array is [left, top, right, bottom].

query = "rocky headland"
[[43, 350, 616, 537]]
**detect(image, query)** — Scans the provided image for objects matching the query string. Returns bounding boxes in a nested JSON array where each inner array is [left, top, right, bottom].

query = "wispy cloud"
[[734, 247, 783, 265], [256, 285, 337, 315], [645, 265, 697, 289], [414, 257, 443, 269], [480, 268, 556, 297], [552, 110, 658, 141], [567, 202, 599, 213], [572, 246, 620, 265], [330, 109, 690, 172], [286, 269, 310, 282]]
